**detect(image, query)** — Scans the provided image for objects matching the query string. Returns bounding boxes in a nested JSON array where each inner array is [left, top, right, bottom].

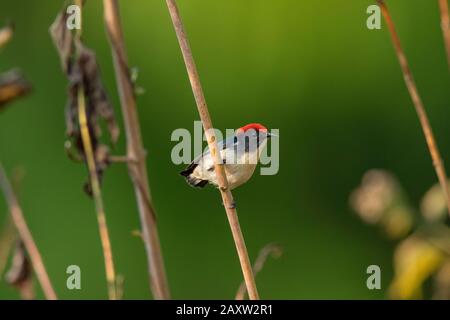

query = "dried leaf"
[[49, 11, 74, 73], [5, 241, 30, 286], [50, 8, 120, 196], [77, 42, 120, 144], [5, 240, 34, 299], [0, 69, 32, 110]]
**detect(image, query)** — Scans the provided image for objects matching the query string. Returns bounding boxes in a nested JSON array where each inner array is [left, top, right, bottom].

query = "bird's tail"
[[180, 163, 208, 188], [184, 174, 208, 188]]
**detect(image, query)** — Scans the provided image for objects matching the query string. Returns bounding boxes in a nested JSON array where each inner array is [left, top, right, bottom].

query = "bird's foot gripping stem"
[[222, 200, 237, 209]]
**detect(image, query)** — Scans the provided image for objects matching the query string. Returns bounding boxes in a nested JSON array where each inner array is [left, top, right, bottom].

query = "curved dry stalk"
[[0, 165, 57, 300], [236, 244, 282, 300], [165, 0, 259, 300], [377, 0, 450, 218], [0, 215, 15, 277], [439, 0, 450, 69], [103, 0, 170, 299], [77, 90, 117, 300]]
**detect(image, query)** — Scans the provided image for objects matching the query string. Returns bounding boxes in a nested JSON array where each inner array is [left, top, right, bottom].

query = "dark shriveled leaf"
[[5, 240, 34, 299], [49, 11, 73, 73], [50, 8, 120, 196], [0, 69, 32, 110], [5, 240, 31, 286], [77, 42, 120, 144]]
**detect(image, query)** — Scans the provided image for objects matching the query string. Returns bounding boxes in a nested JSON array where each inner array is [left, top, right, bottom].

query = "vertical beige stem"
[[103, 0, 170, 299], [75, 1, 117, 299], [165, 0, 259, 299], [438, 0, 450, 70], [78, 90, 117, 300]]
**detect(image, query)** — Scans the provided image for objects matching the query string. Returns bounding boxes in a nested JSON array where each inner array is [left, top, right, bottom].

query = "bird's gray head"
[[235, 123, 274, 153]]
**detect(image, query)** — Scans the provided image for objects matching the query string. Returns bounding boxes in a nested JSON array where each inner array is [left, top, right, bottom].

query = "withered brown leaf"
[[5, 240, 34, 300], [49, 11, 73, 73], [50, 7, 120, 196], [0, 69, 32, 110]]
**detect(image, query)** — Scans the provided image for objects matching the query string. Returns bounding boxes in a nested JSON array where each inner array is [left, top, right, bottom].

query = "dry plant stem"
[[108, 155, 135, 163], [75, 0, 117, 299], [0, 165, 57, 300], [77, 90, 117, 300], [17, 281, 35, 300], [116, 274, 124, 300], [377, 0, 450, 217], [103, 0, 170, 299], [165, 0, 259, 300], [236, 244, 282, 300], [439, 0, 450, 69]]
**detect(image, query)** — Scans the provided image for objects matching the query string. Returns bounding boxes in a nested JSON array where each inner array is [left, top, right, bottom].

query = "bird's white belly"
[[224, 163, 257, 189], [192, 151, 258, 189]]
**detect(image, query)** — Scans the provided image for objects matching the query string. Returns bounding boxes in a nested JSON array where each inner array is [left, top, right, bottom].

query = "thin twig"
[[0, 165, 57, 300], [75, 1, 117, 299], [103, 0, 170, 299], [439, 0, 450, 70], [236, 244, 282, 300], [77, 90, 117, 300], [116, 274, 124, 300], [377, 0, 450, 217], [165, 0, 260, 299], [108, 155, 136, 164]]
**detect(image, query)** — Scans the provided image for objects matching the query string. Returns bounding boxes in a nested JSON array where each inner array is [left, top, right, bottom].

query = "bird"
[[180, 123, 273, 190]]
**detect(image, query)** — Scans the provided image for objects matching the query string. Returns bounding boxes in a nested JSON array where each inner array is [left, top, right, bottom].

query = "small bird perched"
[[181, 123, 273, 190]]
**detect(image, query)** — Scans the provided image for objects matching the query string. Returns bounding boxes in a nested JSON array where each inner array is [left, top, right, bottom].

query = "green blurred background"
[[0, 0, 449, 299]]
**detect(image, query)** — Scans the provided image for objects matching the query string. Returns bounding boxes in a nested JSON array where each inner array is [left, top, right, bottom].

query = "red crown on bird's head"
[[236, 123, 268, 133]]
